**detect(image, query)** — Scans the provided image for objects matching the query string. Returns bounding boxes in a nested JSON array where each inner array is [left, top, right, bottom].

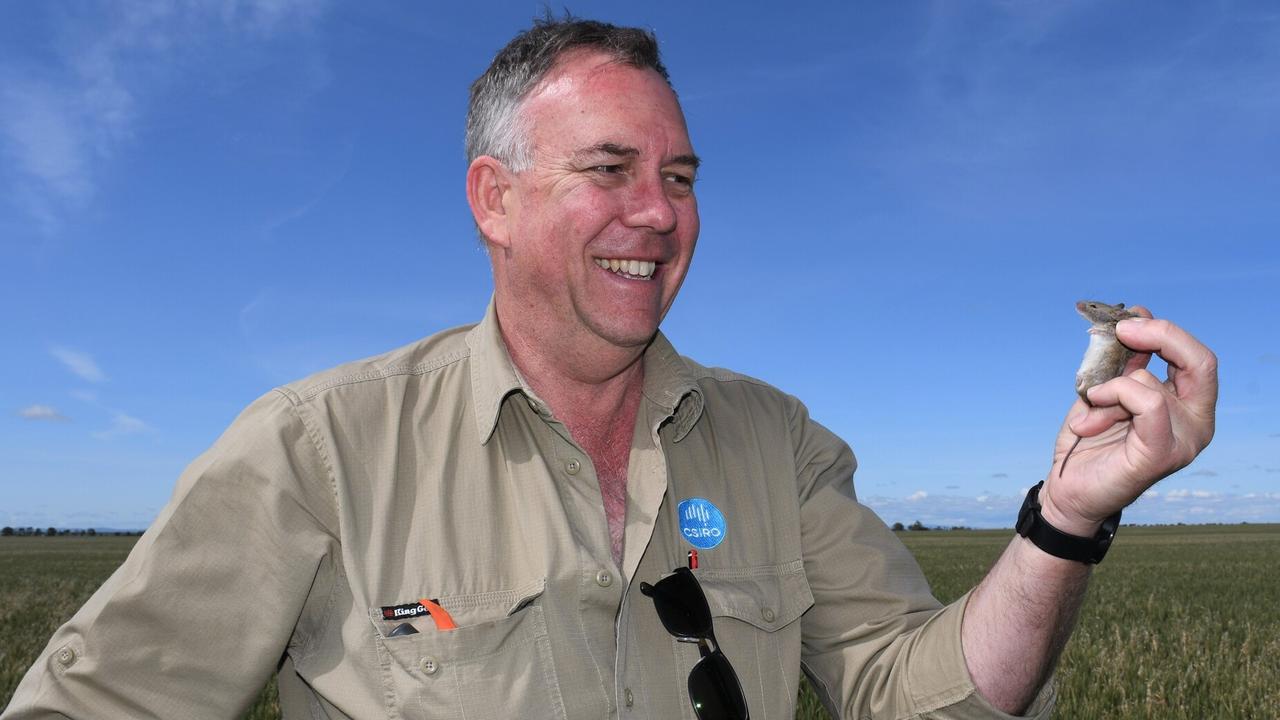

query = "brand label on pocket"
[[678, 497, 726, 550], [381, 602, 429, 620]]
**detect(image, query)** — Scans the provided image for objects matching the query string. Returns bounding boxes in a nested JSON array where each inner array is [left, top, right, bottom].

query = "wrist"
[[1037, 485, 1102, 538], [1015, 482, 1121, 565]]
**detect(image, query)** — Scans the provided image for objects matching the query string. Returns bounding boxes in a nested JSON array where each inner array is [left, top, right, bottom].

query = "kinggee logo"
[[381, 602, 428, 620]]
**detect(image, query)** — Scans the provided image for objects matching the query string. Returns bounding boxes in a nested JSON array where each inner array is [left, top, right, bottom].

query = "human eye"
[[664, 171, 695, 194]]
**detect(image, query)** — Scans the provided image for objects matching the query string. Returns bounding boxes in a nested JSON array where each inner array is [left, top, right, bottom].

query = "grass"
[[3, 526, 1278, 718], [0, 536, 279, 718]]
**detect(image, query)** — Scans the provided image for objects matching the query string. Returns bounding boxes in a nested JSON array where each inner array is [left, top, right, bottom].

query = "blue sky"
[[2, 1, 1277, 530]]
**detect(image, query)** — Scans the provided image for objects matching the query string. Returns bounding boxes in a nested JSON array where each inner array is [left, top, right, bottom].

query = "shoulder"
[[673, 351, 808, 423], [273, 322, 476, 406]]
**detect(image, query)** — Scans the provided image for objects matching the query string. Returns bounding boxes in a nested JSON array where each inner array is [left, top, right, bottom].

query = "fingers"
[[1120, 307, 1154, 375], [1115, 317, 1218, 409], [1122, 348, 1153, 376], [1084, 374, 1176, 459], [1126, 367, 1165, 391], [1067, 399, 1130, 437], [1067, 369, 1165, 436]]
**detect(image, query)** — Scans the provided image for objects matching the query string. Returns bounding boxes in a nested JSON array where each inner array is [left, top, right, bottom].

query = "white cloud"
[[0, 79, 93, 203], [0, 507, 157, 530], [862, 489, 1280, 528], [1163, 489, 1217, 501], [0, 0, 327, 232], [51, 346, 105, 382], [92, 412, 151, 439], [907, 490, 929, 502], [19, 404, 70, 421]]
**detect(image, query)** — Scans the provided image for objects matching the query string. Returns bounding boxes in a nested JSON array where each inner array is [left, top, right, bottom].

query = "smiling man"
[[468, 44, 700, 567], [5, 16, 1218, 720]]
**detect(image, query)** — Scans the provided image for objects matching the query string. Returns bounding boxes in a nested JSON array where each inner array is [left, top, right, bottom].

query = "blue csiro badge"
[[678, 497, 727, 550]]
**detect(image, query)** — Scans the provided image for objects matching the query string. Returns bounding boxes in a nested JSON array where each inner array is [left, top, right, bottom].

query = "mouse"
[[1060, 300, 1142, 476]]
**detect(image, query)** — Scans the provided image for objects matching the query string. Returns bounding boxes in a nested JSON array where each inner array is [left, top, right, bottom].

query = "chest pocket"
[[672, 561, 814, 720], [369, 578, 567, 720]]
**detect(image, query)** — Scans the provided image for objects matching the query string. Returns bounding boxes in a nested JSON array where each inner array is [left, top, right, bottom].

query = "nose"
[[621, 172, 678, 234]]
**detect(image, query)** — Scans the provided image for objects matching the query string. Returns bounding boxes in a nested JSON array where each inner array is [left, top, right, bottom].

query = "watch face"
[[1016, 503, 1034, 536], [1015, 482, 1042, 536]]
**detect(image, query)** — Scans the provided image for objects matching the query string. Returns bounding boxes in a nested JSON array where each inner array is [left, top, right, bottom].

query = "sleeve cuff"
[[903, 591, 1056, 719]]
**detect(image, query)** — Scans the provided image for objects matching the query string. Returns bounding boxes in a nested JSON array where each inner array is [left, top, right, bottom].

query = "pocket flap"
[[694, 559, 814, 632], [370, 577, 547, 639]]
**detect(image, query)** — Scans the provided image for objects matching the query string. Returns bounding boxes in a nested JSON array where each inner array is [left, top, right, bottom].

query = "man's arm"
[[792, 402, 1057, 720], [2, 391, 339, 719], [961, 315, 1218, 713]]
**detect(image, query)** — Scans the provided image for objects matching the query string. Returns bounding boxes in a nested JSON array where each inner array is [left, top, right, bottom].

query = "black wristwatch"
[[1015, 481, 1122, 564]]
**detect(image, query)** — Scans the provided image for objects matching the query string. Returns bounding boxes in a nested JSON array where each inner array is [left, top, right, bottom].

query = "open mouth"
[[594, 257, 656, 280]]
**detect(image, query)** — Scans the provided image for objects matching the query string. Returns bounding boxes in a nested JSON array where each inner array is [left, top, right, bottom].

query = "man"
[[5, 17, 1217, 720]]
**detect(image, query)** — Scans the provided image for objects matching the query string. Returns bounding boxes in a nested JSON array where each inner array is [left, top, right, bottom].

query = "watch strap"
[[1016, 481, 1121, 564]]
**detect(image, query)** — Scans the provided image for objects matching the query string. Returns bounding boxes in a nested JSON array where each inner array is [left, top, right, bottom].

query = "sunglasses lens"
[[688, 650, 749, 720], [641, 567, 712, 638]]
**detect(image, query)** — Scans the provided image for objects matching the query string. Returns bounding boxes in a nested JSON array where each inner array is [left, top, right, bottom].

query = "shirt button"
[[595, 569, 613, 587], [761, 607, 776, 623], [419, 656, 440, 675], [56, 646, 76, 666], [624, 687, 634, 707], [565, 458, 581, 475]]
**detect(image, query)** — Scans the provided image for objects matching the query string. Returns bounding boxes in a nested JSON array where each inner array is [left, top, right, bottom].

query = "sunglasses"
[[640, 567, 750, 720]]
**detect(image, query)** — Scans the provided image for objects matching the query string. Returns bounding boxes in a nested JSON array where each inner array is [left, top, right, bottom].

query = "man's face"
[[497, 51, 699, 358]]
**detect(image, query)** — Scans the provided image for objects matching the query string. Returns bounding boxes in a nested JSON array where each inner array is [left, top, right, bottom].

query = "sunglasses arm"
[[679, 636, 719, 659]]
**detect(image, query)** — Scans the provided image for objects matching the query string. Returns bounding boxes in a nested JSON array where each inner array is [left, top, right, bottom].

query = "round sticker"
[[678, 497, 727, 550]]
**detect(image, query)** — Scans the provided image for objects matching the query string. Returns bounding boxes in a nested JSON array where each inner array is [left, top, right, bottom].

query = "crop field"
[[2, 525, 1277, 719]]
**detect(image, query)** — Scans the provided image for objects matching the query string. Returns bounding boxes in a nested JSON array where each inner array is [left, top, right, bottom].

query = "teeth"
[[595, 258, 656, 279]]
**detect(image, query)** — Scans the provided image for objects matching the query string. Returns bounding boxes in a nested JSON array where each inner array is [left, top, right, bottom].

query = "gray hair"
[[466, 15, 672, 173]]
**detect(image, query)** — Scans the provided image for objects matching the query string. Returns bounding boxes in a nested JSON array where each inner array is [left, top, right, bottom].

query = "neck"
[[496, 310, 649, 434], [493, 298, 647, 570]]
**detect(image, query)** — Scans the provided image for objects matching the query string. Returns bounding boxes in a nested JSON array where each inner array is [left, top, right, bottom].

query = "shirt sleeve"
[[790, 400, 1054, 720], [2, 390, 340, 720]]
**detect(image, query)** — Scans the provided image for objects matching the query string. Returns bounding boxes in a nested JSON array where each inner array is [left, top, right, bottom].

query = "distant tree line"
[[891, 521, 974, 532], [0, 526, 143, 537]]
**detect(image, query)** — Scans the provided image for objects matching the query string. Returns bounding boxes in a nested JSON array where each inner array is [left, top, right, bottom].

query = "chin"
[[595, 320, 661, 350]]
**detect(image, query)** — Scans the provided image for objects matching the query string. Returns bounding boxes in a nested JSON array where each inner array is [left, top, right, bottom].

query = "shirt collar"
[[466, 297, 705, 445], [639, 331, 704, 442], [466, 298, 527, 444]]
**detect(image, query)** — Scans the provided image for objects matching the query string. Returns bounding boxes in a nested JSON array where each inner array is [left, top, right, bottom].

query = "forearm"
[[961, 528, 1092, 714]]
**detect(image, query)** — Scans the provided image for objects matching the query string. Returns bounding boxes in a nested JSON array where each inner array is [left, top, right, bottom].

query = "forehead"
[[521, 51, 692, 156]]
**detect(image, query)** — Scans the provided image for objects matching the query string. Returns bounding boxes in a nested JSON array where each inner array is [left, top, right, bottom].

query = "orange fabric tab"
[[419, 597, 457, 630]]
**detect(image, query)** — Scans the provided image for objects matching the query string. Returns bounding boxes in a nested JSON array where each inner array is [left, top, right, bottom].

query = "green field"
[[3, 525, 1277, 718]]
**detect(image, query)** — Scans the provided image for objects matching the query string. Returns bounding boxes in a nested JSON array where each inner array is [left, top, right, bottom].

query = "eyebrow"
[[576, 143, 701, 170]]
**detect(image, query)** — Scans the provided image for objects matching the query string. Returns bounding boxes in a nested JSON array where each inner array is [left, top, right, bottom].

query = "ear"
[[467, 156, 515, 250]]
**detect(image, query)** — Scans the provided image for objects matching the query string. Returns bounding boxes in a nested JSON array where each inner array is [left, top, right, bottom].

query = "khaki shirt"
[[5, 301, 1052, 720]]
